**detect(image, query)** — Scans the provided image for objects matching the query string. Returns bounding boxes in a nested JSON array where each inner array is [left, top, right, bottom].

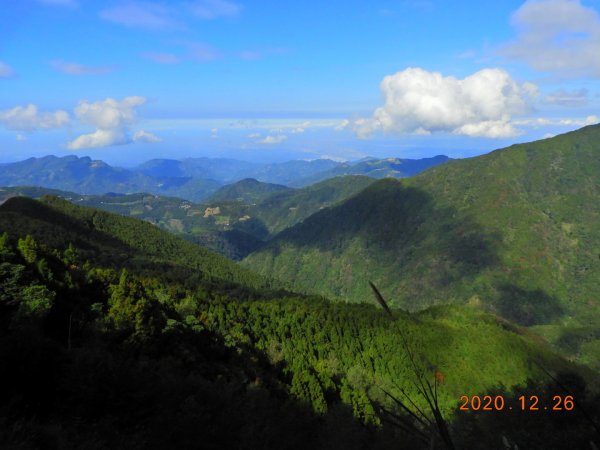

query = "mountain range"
[[2, 127, 600, 448], [0, 154, 451, 202]]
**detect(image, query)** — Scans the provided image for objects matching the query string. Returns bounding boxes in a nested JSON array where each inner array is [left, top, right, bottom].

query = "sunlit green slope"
[[0, 196, 268, 290], [244, 124, 600, 368], [0, 197, 597, 449]]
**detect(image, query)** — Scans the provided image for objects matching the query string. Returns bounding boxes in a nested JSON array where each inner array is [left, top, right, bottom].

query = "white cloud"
[[257, 135, 288, 145], [51, 60, 115, 75], [501, 0, 600, 78], [247, 132, 261, 138], [513, 115, 599, 127], [68, 129, 129, 150], [334, 119, 350, 131], [100, 3, 175, 29], [133, 129, 161, 143], [354, 67, 537, 139], [16, 134, 27, 141], [544, 88, 588, 106], [290, 121, 310, 133], [0, 104, 69, 131], [0, 61, 15, 78], [189, 0, 242, 19], [67, 96, 147, 149]]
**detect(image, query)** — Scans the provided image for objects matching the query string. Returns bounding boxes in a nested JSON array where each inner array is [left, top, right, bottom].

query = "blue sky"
[[1, 0, 599, 165]]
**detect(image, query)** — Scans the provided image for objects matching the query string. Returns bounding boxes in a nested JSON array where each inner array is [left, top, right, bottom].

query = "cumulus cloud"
[[190, 0, 242, 19], [0, 104, 69, 132], [133, 129, 161, 143], [501, 0, 600, 78], [257, 135, 288, 145], [544, 88, 588, 106], [67, 96, 147, 150], [0, 61, 15, 78], [51, 60, 115, 75], [354, 67, 537, 138], [68, 129, 130, 150]]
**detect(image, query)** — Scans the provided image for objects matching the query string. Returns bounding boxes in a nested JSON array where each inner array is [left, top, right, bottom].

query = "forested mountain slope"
[[0, 176, 377, 260], [0, 196, 267, 290], [244, 124, 600, 368], [1, 196, 597, 449], [247, 175, 377, 235], [206, 178, 292, 204]]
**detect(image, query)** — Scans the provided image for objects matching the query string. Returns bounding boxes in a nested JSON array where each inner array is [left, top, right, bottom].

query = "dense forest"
[[1, 196, 599, 449], [245, 124, 600, 370], [0, 175, 377, 260]]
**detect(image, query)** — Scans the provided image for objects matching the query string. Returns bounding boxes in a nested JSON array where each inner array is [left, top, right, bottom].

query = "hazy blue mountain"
[[293, 155, 452, 186], [136, 157, 260, 182], [0, 155, 451, 204], [0, 155, 222, 202], [247, 159, 341, 185]]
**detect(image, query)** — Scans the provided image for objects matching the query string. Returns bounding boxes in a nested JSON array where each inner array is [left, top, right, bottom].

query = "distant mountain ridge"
[[0, 154, 451, 202], [293, 155, 452, 186], [0, 155, 222, 202]]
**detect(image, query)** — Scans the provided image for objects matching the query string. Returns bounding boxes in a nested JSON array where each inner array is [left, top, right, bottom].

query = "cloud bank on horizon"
[[0, 0, 599, 162]]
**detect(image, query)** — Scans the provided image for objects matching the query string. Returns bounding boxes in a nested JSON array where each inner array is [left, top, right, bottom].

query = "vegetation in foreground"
[[0, 197, 598, 449]]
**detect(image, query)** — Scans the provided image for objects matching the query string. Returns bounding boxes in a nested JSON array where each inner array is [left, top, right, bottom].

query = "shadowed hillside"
[[244, 125, 600, 368]]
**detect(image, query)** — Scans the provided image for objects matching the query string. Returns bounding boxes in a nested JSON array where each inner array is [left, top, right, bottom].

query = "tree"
[[17, 235, 38, 264]]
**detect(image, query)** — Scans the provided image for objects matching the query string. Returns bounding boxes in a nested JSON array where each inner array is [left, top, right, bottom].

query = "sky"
[[1, 0, 599, 165]]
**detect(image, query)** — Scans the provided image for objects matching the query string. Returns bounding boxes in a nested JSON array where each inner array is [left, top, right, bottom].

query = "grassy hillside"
[[1, 196, 598, 449], [244, 124, 600, 369]]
